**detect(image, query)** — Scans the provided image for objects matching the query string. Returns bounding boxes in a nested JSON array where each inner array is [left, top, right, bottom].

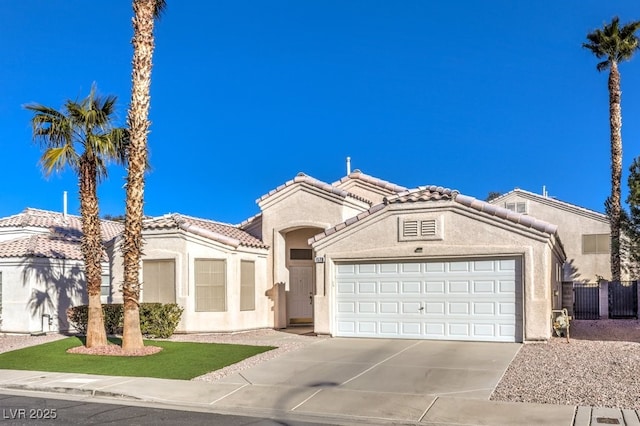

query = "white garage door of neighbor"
[[335, 258, 519, 342]]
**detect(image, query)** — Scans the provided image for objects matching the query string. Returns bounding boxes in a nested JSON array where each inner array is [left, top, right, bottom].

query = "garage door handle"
[[419, 307, 424, 311]]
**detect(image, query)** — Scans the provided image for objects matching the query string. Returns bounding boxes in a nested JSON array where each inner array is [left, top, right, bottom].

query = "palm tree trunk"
[[609, 61, 623, 282], [79, 160, 107, 348], [122, 0, 157, 352]]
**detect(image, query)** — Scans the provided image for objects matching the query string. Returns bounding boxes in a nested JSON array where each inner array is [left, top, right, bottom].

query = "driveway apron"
[[215, 338, 520, 423]]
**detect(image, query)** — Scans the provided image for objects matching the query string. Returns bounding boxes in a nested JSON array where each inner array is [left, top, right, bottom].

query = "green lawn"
[[0, 337, 275, 380]]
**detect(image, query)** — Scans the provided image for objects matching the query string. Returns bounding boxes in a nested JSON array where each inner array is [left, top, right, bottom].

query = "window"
[[582, 234, 610, 254], [290, 249, 312, 260], [195, 259, 226, 312], [100, 274, 110, 297], [142, 259, 176, 303], [505, 202, 527, 214], [240, 260, 255, 311]]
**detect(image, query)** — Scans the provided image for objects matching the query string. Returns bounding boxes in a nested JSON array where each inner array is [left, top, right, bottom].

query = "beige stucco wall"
[[141, 230, 270, 333], [259, 184, 370, 307], [0, 258, 87, 333], [311, 201, 564, 342], [492, 193, 610, 282]]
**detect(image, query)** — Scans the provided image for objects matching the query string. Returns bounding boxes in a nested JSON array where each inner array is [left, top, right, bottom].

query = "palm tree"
[[584, 16, 640, 282], [26, 85, 128, 348], [122, 0, 166, 352]]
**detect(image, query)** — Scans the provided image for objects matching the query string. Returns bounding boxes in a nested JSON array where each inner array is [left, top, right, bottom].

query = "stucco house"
[[0, 208, 122, 333], [488, 189, 611, 283], [0, 171, 571, 342]]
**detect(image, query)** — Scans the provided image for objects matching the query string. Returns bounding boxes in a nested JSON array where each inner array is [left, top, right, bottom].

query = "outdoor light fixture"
[[414, 247, 423, 253]]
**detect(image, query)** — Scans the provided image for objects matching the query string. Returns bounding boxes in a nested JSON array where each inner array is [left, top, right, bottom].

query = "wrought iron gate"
[[608, 281, 638, 319], [573, 283, 599, 319]]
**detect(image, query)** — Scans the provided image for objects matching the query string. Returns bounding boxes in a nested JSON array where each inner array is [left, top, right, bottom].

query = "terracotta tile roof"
[[489, 188, 609, 223], [309, 185, 559, 244], [0, 234, 84, 260], [385, 185, 458, 203], [0, 208, 123, 261], [334, 169, 408, 193], [0, 208, 123, 243], [144, 213, 268, 249], [257, 173, 372, 205]]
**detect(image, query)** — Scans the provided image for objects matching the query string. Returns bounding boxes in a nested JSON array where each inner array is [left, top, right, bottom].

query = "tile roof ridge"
[[333, 169, 408, 193], [455, 193, 558, 234], [384, 185, 459, 204], [259, 172, 371, 205]]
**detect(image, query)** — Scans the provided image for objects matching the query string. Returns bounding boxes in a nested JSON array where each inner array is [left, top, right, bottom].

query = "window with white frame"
[[142, 259, 176, 303], [195, 259, 226, 312], [100, 274, 110, 298], [505, 202, 527, 214], [240, 260, 255, 311]]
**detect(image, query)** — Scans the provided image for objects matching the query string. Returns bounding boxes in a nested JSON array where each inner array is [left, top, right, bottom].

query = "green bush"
[[67, 303, 184, 338], [140, 303, 185, 339]]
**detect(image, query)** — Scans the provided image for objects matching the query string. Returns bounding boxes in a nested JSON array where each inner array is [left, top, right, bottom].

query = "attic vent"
[[421, 219, 436, 236], [403, 220, 419, 237], [398, 216, 443, 242]]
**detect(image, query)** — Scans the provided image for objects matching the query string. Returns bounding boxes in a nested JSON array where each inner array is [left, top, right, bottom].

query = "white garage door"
[[335, 258, 520, 342]]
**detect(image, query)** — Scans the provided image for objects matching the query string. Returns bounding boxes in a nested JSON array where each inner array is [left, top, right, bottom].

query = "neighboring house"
[[0, 208, 122, 333], [488, 189, 611, 283], [0, 171, 568, 342]]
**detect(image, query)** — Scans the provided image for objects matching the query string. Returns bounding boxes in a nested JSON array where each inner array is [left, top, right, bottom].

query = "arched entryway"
[[284, 227, 323, 326]]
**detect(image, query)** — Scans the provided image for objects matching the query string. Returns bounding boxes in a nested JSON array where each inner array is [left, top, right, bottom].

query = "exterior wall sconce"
[[414, 247, 423, 253]]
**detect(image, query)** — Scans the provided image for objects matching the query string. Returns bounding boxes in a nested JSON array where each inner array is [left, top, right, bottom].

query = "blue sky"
[[2, 1, 640, 224]]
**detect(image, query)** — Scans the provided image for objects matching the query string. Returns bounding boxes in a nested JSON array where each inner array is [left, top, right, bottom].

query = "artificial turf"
[[0, 337, 275, 380]]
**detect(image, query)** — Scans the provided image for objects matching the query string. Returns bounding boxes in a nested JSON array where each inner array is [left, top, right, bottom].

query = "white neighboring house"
[[0, 208, 122, 334]]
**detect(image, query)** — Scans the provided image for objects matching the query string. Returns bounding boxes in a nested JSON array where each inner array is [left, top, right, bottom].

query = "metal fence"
[[608, 281, 638, 319], [573, 283, 599, 320]]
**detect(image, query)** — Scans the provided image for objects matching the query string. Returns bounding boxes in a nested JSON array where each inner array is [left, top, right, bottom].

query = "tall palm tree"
[[584, 16, 640, 282], [122, 0, 166, 352], [26, 86, 128, 348]]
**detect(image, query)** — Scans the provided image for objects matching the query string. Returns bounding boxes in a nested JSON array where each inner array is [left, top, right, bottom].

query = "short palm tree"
[[26, 85, 128, 348], [584, 16, 640, 281], [122, 0, 166, 352]]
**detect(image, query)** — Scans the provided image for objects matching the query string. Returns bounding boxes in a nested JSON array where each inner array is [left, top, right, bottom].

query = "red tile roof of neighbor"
[[0, 208, 123, 260], [309, 186, 559, 244], [143, 213, 268, 249]]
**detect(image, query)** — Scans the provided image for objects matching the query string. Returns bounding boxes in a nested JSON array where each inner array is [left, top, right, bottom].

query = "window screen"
[[195, 259, 226, 312], [142, 259, 176, 303], [582, 234, 610, 254], [240, 260, 255, 311]]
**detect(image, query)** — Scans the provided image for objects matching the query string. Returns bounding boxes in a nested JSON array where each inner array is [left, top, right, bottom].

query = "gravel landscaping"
[[491, 319, 640, 410]]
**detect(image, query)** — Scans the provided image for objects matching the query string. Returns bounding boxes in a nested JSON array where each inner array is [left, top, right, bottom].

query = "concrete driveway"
[[216, 337, 521, 422]]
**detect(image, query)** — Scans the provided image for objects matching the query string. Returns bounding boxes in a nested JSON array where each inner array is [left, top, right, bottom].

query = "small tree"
[[26, 86, 128, 348]]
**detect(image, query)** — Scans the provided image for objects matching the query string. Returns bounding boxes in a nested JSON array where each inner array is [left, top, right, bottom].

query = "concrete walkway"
[[0, 336, 637, 425]]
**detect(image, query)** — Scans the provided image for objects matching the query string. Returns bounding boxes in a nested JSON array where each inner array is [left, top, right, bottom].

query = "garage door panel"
[[426, 281, 445, 293], [335, 258, 521, 342]]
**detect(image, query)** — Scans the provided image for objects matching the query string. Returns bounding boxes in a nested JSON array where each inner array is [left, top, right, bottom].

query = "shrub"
[[140, 303, 185, 338], [67, 303, 184, 338]]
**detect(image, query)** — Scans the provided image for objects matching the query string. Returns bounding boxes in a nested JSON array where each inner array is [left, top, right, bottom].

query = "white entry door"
[[288, 266, 313, 324], [335, 258, 520, 342]]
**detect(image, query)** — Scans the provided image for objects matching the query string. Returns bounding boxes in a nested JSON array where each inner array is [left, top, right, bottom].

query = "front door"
[[287, 266, 313, 324]]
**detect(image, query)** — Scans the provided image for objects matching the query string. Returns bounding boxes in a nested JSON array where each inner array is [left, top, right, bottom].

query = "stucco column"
[[599, 281, 609, 319]]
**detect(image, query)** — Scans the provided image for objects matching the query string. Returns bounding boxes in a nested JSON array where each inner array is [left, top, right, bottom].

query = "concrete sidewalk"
[[0, 336, 637, 425]]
